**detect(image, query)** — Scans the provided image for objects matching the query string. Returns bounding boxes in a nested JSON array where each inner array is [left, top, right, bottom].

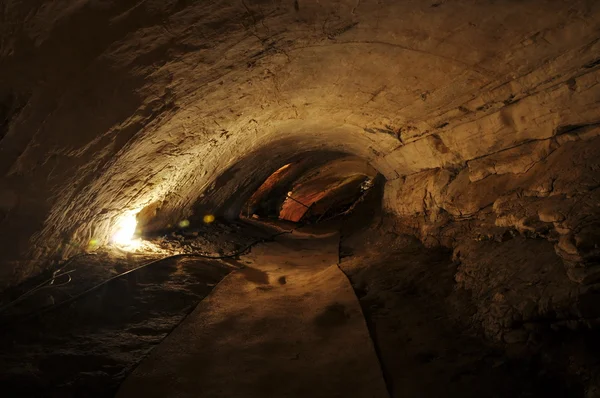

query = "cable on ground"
[[3, 229, 293, 326]]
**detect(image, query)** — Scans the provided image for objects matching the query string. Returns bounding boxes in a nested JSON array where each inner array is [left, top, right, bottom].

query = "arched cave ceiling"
[[1, 0, 600, 286]]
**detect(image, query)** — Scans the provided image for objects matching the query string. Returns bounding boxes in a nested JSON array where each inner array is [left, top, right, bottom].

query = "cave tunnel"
[[2, 1, 600, 397]]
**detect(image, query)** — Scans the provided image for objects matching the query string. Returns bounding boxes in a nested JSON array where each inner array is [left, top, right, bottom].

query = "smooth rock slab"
[[117, 230, 388, 398]]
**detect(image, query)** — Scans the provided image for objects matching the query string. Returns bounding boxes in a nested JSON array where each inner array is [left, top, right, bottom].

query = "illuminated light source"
[[112, 213, 139, 246], [203, 214, 215, 224]]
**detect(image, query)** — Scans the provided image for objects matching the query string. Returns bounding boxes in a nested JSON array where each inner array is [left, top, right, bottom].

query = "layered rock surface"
[[1, 1, 600, 302], [383, 131, 600, 341]]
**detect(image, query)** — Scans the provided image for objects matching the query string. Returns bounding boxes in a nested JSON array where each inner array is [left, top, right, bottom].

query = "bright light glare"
[[112, 214, 138, 246]]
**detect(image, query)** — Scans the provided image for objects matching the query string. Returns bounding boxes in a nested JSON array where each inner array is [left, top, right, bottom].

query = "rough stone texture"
[[4, 3, 600, 396], [382, 132, 600, 342], [1, 2, 600, 293], [338, 214, 588, 397]]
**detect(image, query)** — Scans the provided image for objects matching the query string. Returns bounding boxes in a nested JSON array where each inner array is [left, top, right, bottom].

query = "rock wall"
[[1, 0, 600, 290], [383, 129, 600, 340]]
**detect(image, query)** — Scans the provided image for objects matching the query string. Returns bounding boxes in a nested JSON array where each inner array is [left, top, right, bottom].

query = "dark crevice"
[[555, 122, 600, 136], [336, 237, 394, 398], [583, 58, 600, 69], [355, 290, 395, 397], [0, 91, 25, 144]]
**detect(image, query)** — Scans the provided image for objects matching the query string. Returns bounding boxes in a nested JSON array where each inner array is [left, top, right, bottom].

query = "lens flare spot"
[[88, 239, 99, 250], [203, 214, 215, 224], [179, 219, 190, 228]]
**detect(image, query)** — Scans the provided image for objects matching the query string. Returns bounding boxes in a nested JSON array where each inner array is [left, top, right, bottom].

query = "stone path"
[[117, 229, 388, 398]]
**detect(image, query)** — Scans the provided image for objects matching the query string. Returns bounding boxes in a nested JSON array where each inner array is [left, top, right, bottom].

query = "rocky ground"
[[340, 224, 588, 397], [1, 185, 599, 397], [337, 180, 600, 397], [0, 221, 274, 398]]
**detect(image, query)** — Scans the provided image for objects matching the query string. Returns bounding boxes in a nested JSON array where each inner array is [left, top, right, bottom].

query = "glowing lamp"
[[112, 213, 138, 246]]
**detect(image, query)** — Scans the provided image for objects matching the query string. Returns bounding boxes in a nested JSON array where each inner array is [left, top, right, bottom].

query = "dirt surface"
[[117, 229, 388, 398], [0, 210, 595, 397], [0, 221, 277, 398], [339, 222, 586, 398], [0, 254, 235, 398], [300, 181, 589, 397]]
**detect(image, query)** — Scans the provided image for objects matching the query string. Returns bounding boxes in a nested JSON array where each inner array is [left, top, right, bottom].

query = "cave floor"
[[0, 219, 587, 397], [0, 222, 273, 398], [116, 228, 388, 398]]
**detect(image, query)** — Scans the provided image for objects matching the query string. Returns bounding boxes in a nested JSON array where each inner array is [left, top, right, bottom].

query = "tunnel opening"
[[185, 142, 380, 225], [239, 154, 380, 226], [132, 147, 379, 240]]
